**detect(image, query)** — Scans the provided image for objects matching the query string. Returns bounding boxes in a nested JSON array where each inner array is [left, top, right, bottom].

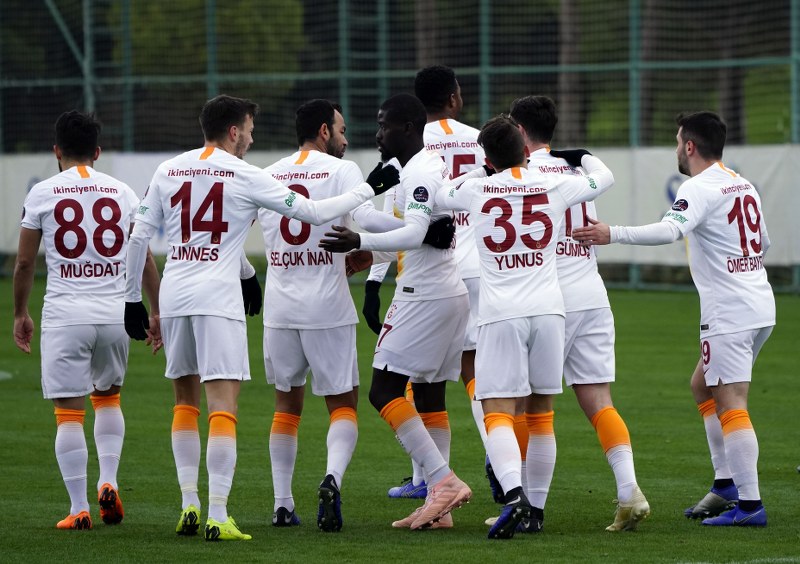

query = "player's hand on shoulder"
[[423, 216, 456, 249], [549, 148, 592, 167], [13, 315, 34, 354], [240, 274, 263, 317], [571, 217, 610, 245], [124, 301, 150, 341], [366, 162, 400, 195], [320, 225, 361, 253]]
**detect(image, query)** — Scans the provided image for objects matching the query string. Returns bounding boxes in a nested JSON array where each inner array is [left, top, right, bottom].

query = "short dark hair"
[[676, 111, 726, 160], [199, 94, 259, 142], [54, 110, 101, 160], [379, 94, 427, 133], [295, 99, 342, 145], [509, 95, 558, 144], [414, 65, 458, 113], [477, 115, 526, 171]]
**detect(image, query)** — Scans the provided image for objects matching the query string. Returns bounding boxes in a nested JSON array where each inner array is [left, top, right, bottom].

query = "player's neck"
[[690, 158, 718, 177], [396, 140, 425, 167], [205, 139, 233, 155], [426, 110, 457, 123], [299, 140, 326, 154], [59, 158, 93, 171], [526, 142, 548, 153]]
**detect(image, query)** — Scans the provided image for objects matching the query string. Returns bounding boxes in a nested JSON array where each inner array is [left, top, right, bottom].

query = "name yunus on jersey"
[[259, 150, 359, 329], [363, 149, 466, 302], [135, 146, 372, 321], [424, 118, 484, 280], [436, 161, 612, 325], [528, 148, 610, 313], [662, 162, 775, 336], [21, 165, 139, 327]]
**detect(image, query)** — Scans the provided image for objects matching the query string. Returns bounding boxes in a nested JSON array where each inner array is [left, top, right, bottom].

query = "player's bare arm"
[[142, 248, 162, 354], [12, 227, 42, 354]]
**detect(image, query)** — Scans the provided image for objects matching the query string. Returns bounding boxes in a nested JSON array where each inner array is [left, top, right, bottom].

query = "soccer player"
[[573, 111, 775, 527], [260, 99, 407, 532], [320, 93, 472, 530], [370, 66, 491, 501], [13, 110, 161, 530], [435, 115, 615, 538], [123, 94, 397, 541], [509, 95, 650, 532]]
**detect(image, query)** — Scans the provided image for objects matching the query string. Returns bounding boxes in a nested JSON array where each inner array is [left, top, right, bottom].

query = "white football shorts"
[[40, 324, 128, 399], [475, 314, 565, 400], [373, 294, 469, 383], [563, 307, 616, 386], [462, 277, 480, 351], [701, 325, 773, 386], [161, 315, 250, 382], [264, 324, 359, 396]]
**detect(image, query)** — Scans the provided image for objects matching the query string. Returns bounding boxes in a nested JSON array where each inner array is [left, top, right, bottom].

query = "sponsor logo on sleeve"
[[21, 207, 26, 220], [664, 211, 688, 224], [587, 177, 597, 190], [671, 199, 689, 211], [138, 205, 149, 215], [413, 186, 429, 202], [285, 191, 297, 207]]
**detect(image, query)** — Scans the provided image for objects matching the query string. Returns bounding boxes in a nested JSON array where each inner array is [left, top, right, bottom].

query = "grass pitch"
[[1, 277, 798, 563]]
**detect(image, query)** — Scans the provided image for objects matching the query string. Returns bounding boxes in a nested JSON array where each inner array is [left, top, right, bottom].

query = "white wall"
[[3, 146, 798, 265]]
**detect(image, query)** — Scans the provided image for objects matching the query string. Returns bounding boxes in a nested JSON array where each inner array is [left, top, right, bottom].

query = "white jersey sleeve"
[[364, 186, 396, 283], [21, 166, 138, 327], [135, 146, 377, 321]]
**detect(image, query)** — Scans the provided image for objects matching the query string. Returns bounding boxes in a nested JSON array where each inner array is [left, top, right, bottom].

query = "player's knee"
[[368, 384, 394, 412]]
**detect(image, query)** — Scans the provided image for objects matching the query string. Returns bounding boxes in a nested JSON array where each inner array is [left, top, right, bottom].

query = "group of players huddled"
[[13, 65, 774, 541]]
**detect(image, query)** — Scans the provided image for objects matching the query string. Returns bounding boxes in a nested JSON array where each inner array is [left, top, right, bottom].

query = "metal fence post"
[[206, 0, 218, 99], [478, 0, 491, 125]]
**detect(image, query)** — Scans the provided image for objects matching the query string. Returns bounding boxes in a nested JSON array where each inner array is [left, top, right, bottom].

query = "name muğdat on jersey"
[[60, 260, 121, 279]]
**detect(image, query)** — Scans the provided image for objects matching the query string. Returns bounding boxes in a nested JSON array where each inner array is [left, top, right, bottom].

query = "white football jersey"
[[661, 162, 775, 336], [436, 161, 612, 325], [360, 149, 467, 302], [528, 148, 610, 312], [259, 150, 360, 329], [424, 119, 485, 280], [21, 165, 139, 328], [135, 146, 374, 320]]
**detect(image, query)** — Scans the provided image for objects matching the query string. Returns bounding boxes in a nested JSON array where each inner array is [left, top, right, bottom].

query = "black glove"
[[362, 280, 383, 335], [366, 162, 400, 195], [423, 216, 456, 249], [241, 274, 263, 316], [549, 149, 592, 168], [125, 301, 150, 341]]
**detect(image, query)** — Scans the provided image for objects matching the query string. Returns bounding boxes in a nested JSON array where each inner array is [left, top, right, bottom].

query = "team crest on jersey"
[[413, 186, 429, 203], [672, 199, 689, 211]]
